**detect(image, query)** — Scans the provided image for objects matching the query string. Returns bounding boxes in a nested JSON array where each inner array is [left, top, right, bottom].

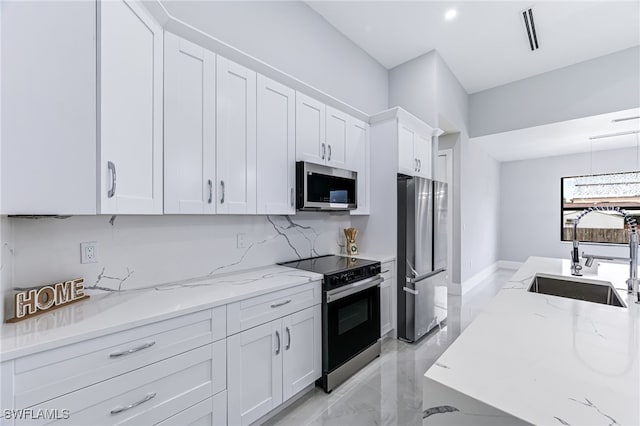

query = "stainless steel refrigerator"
[[397, 175, 448, 342]]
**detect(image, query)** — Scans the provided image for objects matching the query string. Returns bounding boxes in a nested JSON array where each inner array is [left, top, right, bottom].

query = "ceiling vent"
[[522, 8, 539, 51]]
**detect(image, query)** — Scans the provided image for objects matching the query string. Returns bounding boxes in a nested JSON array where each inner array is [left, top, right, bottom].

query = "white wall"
[[499, 146, 638, 263], [470, 46, 640, 137], [6, 214, 349, 297], [161, 0, 388, 114]]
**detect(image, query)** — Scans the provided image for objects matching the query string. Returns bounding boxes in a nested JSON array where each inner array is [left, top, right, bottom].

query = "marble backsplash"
[[1, 213, 350, 317]]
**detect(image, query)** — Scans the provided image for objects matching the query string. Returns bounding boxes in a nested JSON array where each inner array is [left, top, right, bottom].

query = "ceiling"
[[306, 1, 640, 93], [471, 108, 640, 162]]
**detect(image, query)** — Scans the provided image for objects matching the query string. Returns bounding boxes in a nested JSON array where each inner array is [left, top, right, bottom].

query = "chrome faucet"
[[570, 206, 639, 304]]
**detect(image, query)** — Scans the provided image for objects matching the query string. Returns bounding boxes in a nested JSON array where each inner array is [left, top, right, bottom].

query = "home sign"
[[6, 278, 89, 323]]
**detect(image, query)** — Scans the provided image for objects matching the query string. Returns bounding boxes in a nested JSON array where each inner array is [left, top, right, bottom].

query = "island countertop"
[[425, 256, 640, 426]]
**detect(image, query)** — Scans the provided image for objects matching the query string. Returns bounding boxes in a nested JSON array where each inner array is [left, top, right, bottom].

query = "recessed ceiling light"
[[444, 9, 457, 21]]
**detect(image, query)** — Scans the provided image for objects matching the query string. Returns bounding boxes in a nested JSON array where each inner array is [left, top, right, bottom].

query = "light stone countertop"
[[0, 265, 323, 361], [425, 256, 640, 426]]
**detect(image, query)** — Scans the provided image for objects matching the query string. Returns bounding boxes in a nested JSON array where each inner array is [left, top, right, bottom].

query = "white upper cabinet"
[[295, 93, 326, 164], [398, 123, 417, 176], [325, 106, 348, 168], [415, 132, 432, 179], [164, 33, 216, 214], [216, 57, 257, 214], [348, 119, 370, 215], [99, 0, 164, 214], [256, 76, 296, 215], [397, 119, 434, 178], [1, 1, 97, 215]]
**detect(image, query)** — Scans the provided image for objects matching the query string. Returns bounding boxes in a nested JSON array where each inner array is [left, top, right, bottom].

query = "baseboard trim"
[[497, 260, 523, 270], [449, 259, 523, 296]]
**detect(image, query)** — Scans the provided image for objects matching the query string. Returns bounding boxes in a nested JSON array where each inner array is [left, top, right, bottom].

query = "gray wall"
[[388, 51, 437, 124], [499, 146, 638, 263], [470, 46, 640, 137], [161, 0, 389, 114]]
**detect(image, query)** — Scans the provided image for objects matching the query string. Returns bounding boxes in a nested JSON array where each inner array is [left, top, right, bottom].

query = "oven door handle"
[[326, 275, 383, 303]]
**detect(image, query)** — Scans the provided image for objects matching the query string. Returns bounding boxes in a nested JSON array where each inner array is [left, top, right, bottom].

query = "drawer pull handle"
[[381, 269, 390, 274], [270, 299, 292, 308], [109, 341, 156, 358], [285, 326, 291, 350], [110, 392, 156, 415]]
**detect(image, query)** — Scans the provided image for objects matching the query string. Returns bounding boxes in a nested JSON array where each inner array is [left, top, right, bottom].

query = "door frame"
[[437, 149, 454, 288]]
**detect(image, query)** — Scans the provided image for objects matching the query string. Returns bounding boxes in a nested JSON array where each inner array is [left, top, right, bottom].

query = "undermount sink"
[[528, 274, 626, 308]]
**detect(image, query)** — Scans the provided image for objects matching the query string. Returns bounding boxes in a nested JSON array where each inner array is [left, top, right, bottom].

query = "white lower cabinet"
[[227, 304, 321, 426], [380, 260, 396, 337], [156, 391, 227, 426], [282, 305, 322, 400]]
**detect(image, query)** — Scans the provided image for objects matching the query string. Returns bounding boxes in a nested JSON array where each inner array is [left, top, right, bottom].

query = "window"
[[561, 171, 640, 244]]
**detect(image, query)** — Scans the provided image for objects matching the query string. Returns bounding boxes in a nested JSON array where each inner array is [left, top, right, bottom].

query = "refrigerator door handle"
[[407, 268, 446, 284]]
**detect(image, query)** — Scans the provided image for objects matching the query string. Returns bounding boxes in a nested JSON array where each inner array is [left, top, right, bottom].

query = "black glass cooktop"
[[279, 254, 379, 276]]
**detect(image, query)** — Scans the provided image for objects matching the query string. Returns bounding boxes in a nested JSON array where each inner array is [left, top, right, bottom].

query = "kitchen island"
[[423, 257, 639, 426]]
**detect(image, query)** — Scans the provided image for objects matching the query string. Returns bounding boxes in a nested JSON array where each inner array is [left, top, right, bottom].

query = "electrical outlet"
[[236, 233, 247, 249], [81, 241, 98, 264]]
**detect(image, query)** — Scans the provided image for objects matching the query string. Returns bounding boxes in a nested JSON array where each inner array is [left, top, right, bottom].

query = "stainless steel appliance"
[[397, 175, 448, 342], [279, 255, 381, 392], [296, 161, 357, 211]]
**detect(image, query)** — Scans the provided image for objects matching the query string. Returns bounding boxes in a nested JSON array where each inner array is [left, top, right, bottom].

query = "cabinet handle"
[[321, 143, 326, 160], [285, 326, 291, 350], [418, 159, 421, 172], [207, 179, 213, 204], [275, 330, 281, 355], [110, 392, 156, 415], [107, 161, 116, 198], [220, 180, 225, 204], [381, 269, 390, 274], [414, 158, 418, 172], [290, 187, 294, 208], [328, 144, 332, 161], [270, 299, 291, 308], [109, 341, 156, 358]]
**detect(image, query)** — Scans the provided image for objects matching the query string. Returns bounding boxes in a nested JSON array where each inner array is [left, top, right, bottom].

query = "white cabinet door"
[[256, 75, 295, 215], [1, 1, 97, 215], [380, 281, 392, 336], [227, 320, 282, 426], [99, 0, 163, 214], [216, 57, 257, 214], [282, 305, 321, 401], [164, 33, 216, 214], [295, 92, 326, 165], [348, 119, 370, 215], [325, 106, 348, 168], [398, 123, 416, 176], [415, 132, 432, 179], [380, 261, 395, 336]]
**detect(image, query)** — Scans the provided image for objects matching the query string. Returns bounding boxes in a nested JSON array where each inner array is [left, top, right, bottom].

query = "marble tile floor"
[[264, 268, 515, 426]]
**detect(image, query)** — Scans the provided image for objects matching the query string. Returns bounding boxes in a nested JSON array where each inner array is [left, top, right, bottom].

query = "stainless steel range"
[[279, 255, 382, 392]]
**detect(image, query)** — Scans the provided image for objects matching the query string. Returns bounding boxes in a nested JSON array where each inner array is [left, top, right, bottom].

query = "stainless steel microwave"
[[296, 162, 357, 211]]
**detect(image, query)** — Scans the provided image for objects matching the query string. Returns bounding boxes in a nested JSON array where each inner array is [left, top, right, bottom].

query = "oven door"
[[324, 275, 382, 372]]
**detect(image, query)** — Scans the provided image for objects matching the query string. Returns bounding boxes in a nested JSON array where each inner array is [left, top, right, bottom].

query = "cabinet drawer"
[[156, 391, 227, 426], [18, 341, 226, 426], [14, 307, 226, 408], [226, 282, 321, 335]]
